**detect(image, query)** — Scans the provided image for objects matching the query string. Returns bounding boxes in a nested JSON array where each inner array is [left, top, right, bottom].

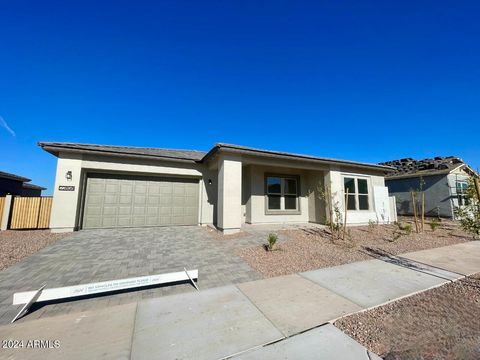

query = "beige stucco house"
[[39, 142, 395, 234]]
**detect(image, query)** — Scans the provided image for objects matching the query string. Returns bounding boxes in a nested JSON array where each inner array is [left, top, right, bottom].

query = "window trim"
[[456, 180, 469, 207], [264, 174, 301, 215], [342, 176, 371, 211]]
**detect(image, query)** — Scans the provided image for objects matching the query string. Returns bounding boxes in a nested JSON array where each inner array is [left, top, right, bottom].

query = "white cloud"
[[0, 115, 16, 137]]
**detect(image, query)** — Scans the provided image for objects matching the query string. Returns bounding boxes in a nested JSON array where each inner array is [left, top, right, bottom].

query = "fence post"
[[1, 195, 13, 231]]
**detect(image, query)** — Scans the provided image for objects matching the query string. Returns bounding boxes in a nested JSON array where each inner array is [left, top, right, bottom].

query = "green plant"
[[397, 222, 413, 235], [267, 233, 278, 251], [368, 219, 377, 232], [454, 177, 480, 239], [429, 218, 440, 232]]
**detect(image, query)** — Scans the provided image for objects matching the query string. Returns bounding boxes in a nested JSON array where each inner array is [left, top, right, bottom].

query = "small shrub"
[[430, 218, 440, 232], [368, 219, 377, 232], [267, 233, 278, 251], [397, 222, 413, 235], [403, 223, 413, 235]]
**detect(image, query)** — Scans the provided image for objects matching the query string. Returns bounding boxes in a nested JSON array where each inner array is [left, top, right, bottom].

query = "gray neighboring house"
[[380, 157, 477, 219], [39, 142, 396, 233], [0, 171, 46, 197]]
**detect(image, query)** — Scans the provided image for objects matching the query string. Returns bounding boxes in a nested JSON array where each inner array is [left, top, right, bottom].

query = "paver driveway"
[[0, 226, 273, 325]]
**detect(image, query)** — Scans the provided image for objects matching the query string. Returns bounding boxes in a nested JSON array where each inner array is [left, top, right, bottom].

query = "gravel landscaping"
[[335, 273, 480, 360], [237, 220, 472, 278], [0, 230, 69, 270]]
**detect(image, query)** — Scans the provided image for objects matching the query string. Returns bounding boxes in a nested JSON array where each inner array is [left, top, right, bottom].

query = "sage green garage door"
[[82, 174, 199, 229]]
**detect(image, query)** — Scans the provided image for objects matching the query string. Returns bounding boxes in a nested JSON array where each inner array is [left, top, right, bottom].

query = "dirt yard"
[[0, 230, 68, 270], [237, 219, 472, 278], [335, 274, 480, 360]]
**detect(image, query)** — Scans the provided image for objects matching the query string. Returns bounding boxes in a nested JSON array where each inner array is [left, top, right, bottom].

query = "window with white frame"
[[343, 177, 370, 210], [456, 181, 469, 206], [266, 175, 299, 212]]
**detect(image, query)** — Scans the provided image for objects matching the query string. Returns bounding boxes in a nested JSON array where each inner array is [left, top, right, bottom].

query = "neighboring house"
[[0, 171, 46, 196], [380, 157, 477, 219], [39, 142, 395, 233]]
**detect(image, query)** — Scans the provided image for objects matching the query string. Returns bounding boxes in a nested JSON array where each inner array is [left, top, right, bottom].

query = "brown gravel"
[[237, 220, 472, 278], [335, 274, 480, 360], [0, 230, 68, 271]]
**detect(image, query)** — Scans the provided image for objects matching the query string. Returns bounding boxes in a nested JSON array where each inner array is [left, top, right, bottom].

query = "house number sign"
[[58, 186, 75, 191]]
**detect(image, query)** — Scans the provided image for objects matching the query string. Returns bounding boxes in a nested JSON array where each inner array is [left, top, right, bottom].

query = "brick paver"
[[0, 225, 289, 325]]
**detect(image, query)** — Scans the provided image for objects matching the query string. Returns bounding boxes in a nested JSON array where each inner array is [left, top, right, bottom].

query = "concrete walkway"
[[0, 241, 478, 360]]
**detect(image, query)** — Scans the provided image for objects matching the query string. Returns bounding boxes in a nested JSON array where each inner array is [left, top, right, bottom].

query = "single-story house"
[[0, 171, 46, 197], [379, 156, 477, 219], [39, 142, 396, 233]]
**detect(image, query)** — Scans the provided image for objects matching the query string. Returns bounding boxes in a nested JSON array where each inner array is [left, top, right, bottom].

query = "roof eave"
[[202, 144, 393, 172], [38, 143, 200, 164]]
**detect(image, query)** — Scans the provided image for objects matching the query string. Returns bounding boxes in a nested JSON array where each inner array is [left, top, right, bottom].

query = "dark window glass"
[[284, 179, 297, 195], [358, 179, 368, 194], [267, 177, 281, 194], [344, 178, 356, 194], [285, 195, 297, 210], [268, 195, 281, 210], [359, 195, 369, 210], [347, 194, 356, 210]]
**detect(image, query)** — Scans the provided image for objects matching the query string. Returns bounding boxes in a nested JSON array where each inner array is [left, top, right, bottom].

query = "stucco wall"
[[246, 165, 310, 224], [50, 153, 217, 232], [328, 168, 387, 224], [217, 155, 242, 232], [385, 175, 454, 218]]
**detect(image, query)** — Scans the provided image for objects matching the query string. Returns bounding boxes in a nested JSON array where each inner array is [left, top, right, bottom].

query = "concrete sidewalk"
[[0, 241, 478, 359]]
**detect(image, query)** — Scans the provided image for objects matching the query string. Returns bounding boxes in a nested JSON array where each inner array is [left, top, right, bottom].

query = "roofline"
[[38, 141, 394, 172], [23, 183, 47, 190], [202, 143, 394, 172], [385, 163, 479, 180], [38, 142, 200, 163], [0, 172, 31, 182]]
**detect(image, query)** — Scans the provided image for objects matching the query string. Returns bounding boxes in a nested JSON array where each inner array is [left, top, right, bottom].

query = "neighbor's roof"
[[22, 183, 47, 190], [38, 142, 207, 162], [380, 156, 477, 179], [38, 141, 393, 172], [0, 170, 31, 183]]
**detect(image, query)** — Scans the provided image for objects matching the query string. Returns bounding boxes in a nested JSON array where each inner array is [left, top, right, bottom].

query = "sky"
[[1, 1, 479, 195]]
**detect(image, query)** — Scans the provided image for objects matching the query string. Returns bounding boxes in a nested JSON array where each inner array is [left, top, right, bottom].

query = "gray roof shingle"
[[38, 142, 206, 162]]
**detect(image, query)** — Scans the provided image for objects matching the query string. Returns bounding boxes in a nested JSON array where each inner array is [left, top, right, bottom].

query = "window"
[[266, 175, 299, 212], [343, 177, 370, 210], [456, 181, 469, 206]]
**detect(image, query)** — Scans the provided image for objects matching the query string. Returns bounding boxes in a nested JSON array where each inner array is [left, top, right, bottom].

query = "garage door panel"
[[103, 207, 118, 216], [104, 195, 118, 205], [84, 217, 102, 228], [85, 206, 102, 216], [173, 196, 185, 206], [132, 217, 146, 226], [118, 217, 132, 226], [102, 217, 117, 227], [87, 195, 104, 205], [147, 196, 160, 205], [120, 195, 133, 204], [120, 184, 133, 193], [83, 174, 198, 229]]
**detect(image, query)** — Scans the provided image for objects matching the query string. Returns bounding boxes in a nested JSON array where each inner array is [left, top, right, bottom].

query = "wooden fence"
[[0, 197, 4, 222], [10, 197, 53, 229]]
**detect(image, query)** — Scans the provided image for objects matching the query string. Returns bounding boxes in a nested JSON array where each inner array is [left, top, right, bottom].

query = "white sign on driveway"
[[13, 269, 198, 305]]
